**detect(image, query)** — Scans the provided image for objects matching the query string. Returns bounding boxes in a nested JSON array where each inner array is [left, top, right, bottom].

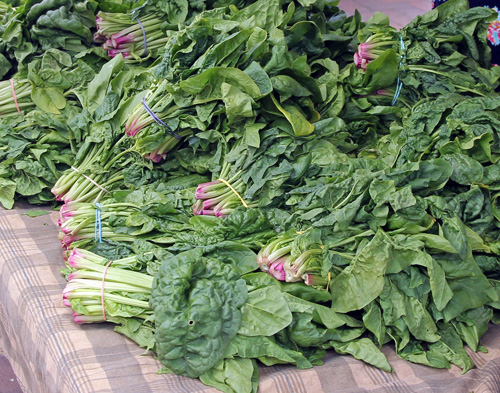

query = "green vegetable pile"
[[3, 0, 500, 391]]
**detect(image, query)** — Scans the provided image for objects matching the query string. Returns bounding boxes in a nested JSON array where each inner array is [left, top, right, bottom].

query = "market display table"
[[1, 204, 500, 393]]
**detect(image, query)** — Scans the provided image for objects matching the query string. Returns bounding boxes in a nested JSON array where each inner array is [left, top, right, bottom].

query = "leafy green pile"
[[2, 0, 500, 392]]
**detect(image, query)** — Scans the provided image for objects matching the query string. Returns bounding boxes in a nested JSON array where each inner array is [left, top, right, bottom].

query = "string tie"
[[135, 17, 148, 56], [10, 79, 21, 114], [141, 97, 182, 139], [94, 202, 102, 243], [217, 178, 249, 208], [71, 166, 110, 193], [100, 260, 113, 321]]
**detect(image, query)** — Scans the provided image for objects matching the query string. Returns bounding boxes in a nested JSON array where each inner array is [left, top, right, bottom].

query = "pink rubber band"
[[101, 260, 113, 321], [10, 79, 21, 114]]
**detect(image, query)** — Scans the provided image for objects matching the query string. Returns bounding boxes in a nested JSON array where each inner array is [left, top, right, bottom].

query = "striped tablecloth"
[[1, 203, 500, 393]]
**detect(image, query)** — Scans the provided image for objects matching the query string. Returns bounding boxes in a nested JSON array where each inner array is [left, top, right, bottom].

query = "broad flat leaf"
[[389, 186, 417, 212], [330, 230, 390, 313], [428, 322, 474, 373], [32, 87, 66, 114], [87, 54, 124, 114], [363, 302, 386, 347], [403, 295, 440, 343], [22, 210, 51, 218], [270, 94, 314, 136], [0, 178, 16, 209], [238, 286, 292, 336], [230, 0, 283, 30], [244, 123, 265, 148], [180, 67, 263, 102], [229, 335, 312, 369], [331, 338, 393, 372], [221, 83, 254, 124], [199, 357, 256, 393], [396, 340, 450, 369]]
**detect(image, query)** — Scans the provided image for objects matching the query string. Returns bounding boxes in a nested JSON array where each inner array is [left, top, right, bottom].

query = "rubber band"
[[136, 18, 148, 56], [217, 178, 249, 208], [141, 97, 182, 140], [100, 259, 113, 321], [326, 271, 332, 292], [391, 78, 404, 106], [391, 34, 407, 106], [94, 202, 102, 243], [70, 166, 110, 193], [10, 79, 21, 114]]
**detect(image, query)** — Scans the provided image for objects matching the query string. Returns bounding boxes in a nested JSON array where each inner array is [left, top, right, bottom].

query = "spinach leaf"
[[151, 249, 248, 378]]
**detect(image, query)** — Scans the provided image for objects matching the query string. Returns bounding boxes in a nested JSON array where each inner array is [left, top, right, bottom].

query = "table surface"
[[1, 203, 500, 393]]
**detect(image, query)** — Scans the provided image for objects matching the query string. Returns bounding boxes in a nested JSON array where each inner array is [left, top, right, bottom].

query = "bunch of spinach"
[[1, 0, 99, 77]]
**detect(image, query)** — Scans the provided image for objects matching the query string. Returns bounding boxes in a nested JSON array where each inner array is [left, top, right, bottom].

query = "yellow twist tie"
[[217, 178, 248, 208], [326, 271, 332, 292]]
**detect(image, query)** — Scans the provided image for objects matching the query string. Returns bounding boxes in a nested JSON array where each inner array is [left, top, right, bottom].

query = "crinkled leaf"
[[151, 249, 248, 378]]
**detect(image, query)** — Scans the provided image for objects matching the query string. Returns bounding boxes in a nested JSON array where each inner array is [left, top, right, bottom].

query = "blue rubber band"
[[391, 78, 403, 106], [95, 202, 102, 243], [136, 18, 148, 56], [391, 34, 406, 106], [141, 97, 182, 139]]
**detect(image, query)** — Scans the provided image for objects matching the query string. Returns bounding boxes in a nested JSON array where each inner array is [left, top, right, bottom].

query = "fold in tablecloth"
[[1, 204, 500, 393]]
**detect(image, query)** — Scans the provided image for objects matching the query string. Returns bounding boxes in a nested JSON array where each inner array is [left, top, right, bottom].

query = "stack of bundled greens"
[[351, 0, 500, 101], [2, 0, 500, 392]]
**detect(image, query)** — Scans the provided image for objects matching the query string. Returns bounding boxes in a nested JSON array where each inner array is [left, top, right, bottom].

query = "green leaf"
[[363, 302, 386, 347], [179, 67, 263, 102], [208, 242, 259, 275], [361, 49, 399, 94], [270, 94, 314, 136], [22, 209, 51, 217], [199, 357, 257, 393], [453, 306, 492, 351], [0, 178, 17, 209], [238, 286, 293, 336], [244, 123, 265, 148], [330, 338, 393, 372], [330, 230, 390, 313], [403, 295, 440, 342], [229, 335, 313, 369], [442, 153, 483, 185], [221, 83, 255, 124], [87, 54, 124, 114], [151, 249, 248, 378], [230, 0, 283, 30], [396, 340, 451, 369], [389, 186, 417, 212], [32, 86, 66, 114], [243, 62, 273, 96], [428, 322, 474, 373], [164, 0, 188, 24]]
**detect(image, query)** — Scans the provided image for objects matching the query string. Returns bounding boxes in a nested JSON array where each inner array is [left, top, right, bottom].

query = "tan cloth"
[[1, 203, 500, 393]]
